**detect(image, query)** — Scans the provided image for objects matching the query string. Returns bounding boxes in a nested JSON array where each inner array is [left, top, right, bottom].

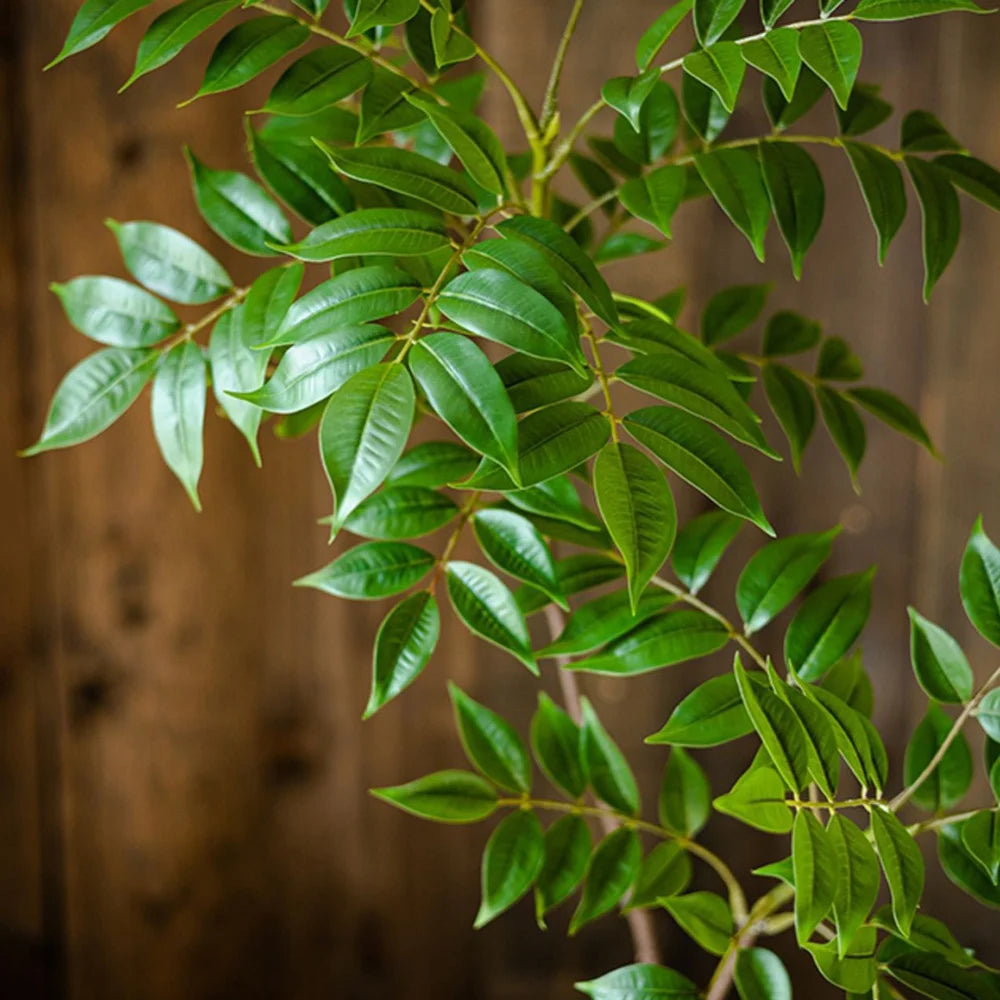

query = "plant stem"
[[163, 286, 249, 351], [889, 665, 1000, 812], [909, 806, 998, 836], [540, 0, 586, 131]]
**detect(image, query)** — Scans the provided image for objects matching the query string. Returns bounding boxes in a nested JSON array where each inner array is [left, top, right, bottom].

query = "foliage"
[[30, 0, 1000, 996]]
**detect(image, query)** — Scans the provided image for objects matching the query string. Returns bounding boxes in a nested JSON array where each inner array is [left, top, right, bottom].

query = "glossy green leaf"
[[648, 673, 754, 747], [801, 684, 880, 793], [603, 69, 661, 130], [347, 0, 420, 36], [151, 341, 206, 509], [785, 570, 874, 681], [804, 927, 878, 992], [662, 891, 733, 955], [818, 386, 866, 489], [960, 517, 1000, 647], [628, 842, 692, 909], [714, 765, 793, 833], [853, 0, 990, 18], [871, 905, 979, 966], [476, 809, 545, 927], [694, 148, 770, 261], [701, 283, 769, 346], [186, 16, 309, 102], [48, 0, 154, 68], [885, 950, 1000, 1000], [365, 591, 439, 716], [672, 510, 742, 595], [446, 561, 537, 673], [344, 486, 457, 540], [682, 43, 745, 113], [450, 685, 532, 794], [107, 220, 232, 305], [261, 45, 371, 116], [935, 153, 1000, 211], [962, 810, 1000, 884], [906, 156, 962, 301], [473, 508, 562, 607], [410, 332, 520, 480], [871, 805, 924, 935], [372, 769, 497, 823], [262, 266, 420, 347], [535, 815, 591, 924], [659, 748, 710, 837], [792, 810, 838, 944], [846, 388, 934, 456], [682, 72, 731, 143], [827, 813, 880, 956], [51, 276, 179, 347], [737, 527, 840, 634], [734, 948, 792, 1000], [388, 441, 477, 489], [842, 141, 908, 264], [741, 29, 801, 100], [624, 407, 774, 533], [496, 354, 593, 414], [694, 0, 745, 45], [297, 541, 433, 599], [760, 141, 825, 279], [619, 165, 686, 239], [908, 608, 974, 703], [612, 81, 680, 166], [980, 690, 1000, 741], [575, 964, 700, 1000], [938, 822, 1000, 907], [798, 22, 862, 109], [780, 684, 841, 799], [24, 347, 157, 456], [760, 0, 795, 26], [357, 68, 422, 143], [581, 698, 640, 816], [636, 0, 694, 69], [904, 704, 973, 811], [570, 828, 642, 934], [837, 82, 894, 136], [279, 209, 450, 262], [530, 693, 586, 798], [764, 358, 818, 466]]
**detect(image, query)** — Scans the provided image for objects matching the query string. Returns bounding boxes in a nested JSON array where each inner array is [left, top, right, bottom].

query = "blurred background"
[[3, 1, 1000, 997]]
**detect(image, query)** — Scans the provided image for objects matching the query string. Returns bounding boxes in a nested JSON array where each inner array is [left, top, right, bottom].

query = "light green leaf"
[[261, 45, 371, 116], [619, 165, 687, 239], [278, 208, 450, 261], [296, 541, 434, 599], [734, 948, 792, 1000], [450, 684, 532, 794], [569, 828, 641, 934], [792, 810, 838, 944], [612, 82, 680, 165], [694, 148, 770, 261], [871, 804, 925, 935], [603, 69, 661, 130], [24, 347, 157, 456], [759, 141, 825, 279], [682, 43, 745, 113], [714, 765, 793, 833], [347, 0, 419, 36], [804, 927, 877, 992], [980, 690, 1000, 741], [904, 704, 973, 811], [885, 950, 1000, 1000], [662, 891, 733, 955], [344, 486, 457, 540], [694, 0, 745, 45], [581, 698, 640, 816], [628, 842, 692, 909], [741, 29, 801, 100], [659, 748, 710, 837], [107, 220, 232, 305], [701, 283, 769, 346], [908, 608, 974, 703], [47, 0, 155, 68], [798, 22, 862, 110], [446, 561, 537, 673], [535, 815, 591, 924], [906, 156, 961, 301], [827, 813, 880, 956], [842, 141, 908, 264], [938, 821, 1000, 907], [51, 276, 179, 347], [575, 964, 700, 1000], [854, 0, 990, 18], [672, 510, 742, 595], [648, 673, 754, 748], [365, 591, 439, 716], [388, 441, 478, 489], [372, 769, 497, 823], [530, 693, 586, 799]]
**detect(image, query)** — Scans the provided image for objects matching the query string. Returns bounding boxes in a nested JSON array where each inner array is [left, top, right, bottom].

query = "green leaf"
[[24, 347, 157, 456], [962, 810, 1000, 884], [659, 748, 710, 837], [437, 269, 587, 376], [262, 265, 420, 348], [682, 43, 745, 113], [960, 517, 1000, 647], [760, 0, 795, 27], [150, 341, 206, 509], [798, 23, 862, 110], [853, 0, 990, 18], [848, 386, 936, 453], [871, 805, 924, 935], [365, 591, 439, 716], [759, 141, 825, 279], [827, 813, 880, 956], [409, 332, 519, 480], [581, 698, 640, 815], [261, 45, 371, 116], [734, 948, 792, 1000], [446, 561, 537, 673], [405, 93, 508, 196], [344, 486, 457, 540], [817, 337, 863, 381], [636, 0, 694, 69], [567, 609, 730, 676], [935, 153, 1000, 211], [357, 68, 422, 143], [694, 148, 770, 261], [843, 141, 908, 264], [429, 5, 475, 66], [904, 704, 973, 811], [372, 769, 497, 823], [496, 354, 593, 414], [763, 311, 821, 356], [672, 510, 742, 594], [624, 407, 773, 533], [908, 608, 974, 703], [296, 541, 433, 599], [603, 68, 661, 130], [871, 906, 979, 966], [570, 828, 641, 934], [734, 654, 811, 792], [902, 110, 963, 153], [535, 815, 591, 924], [628, 842, 692, 909], [784, 570, 873, 681], [106, 220, 232, 305], [780, 684, 841, 799], [818, 386, 866, 489], [804, 927, 878, 992], [938, 821, 1000, 907], [51, 276, 178, 348], [530, 693, 586, 798], [473, 509, 562, 608], [980, 690, 1000, 742], [806, 684, 883, 793], [278, 209, 450, 262], [619, 165, 687, 239], [762, 364, 815, 473], [737, 527, 840, 634], [594, 442, 676, 613], [702, 283, 770, 347], [347, 0, 419, 35], [662, 891, 733, 955], [906, 156, 962, 301], [388, 441, 477, 490], [741, 29, 801, 100], [186, 16, 309, 102], [763, 67, 827, 131], [185, 149, 290, 256], [458, 402, 610, 491], [694, 0, 745, 46], [612, 81, 680, 166], [792, 810, 838, 944], [47, 0, 154, 68], [714, 765, 793, 833], [682, 73, 731, 143], [837, 82, 894, 136], [319, 364, 414, 529], [648, 673, 754, 748], [885, 951, 1000, 1000], [495, 215, 618, 329], [576, 964, 699, 1000], [450, 685, 532, 794]]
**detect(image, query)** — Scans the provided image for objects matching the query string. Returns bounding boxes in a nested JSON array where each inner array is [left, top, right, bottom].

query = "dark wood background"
[[3, 2, 1000, 997]]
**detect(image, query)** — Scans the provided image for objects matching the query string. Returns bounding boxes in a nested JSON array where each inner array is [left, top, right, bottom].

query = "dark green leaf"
[[628, 842, 692, 909], [763, 67, 827, 131], [581, 698, 640, 815], [904, 704, 973, 811], [530, 693, 586, 798], [760, 141, 825, 279], [343, 485, 457, 540], [853, 0, 990, 19], [357, 68, 422, 143], [694, 148, 770, 261], [827, 813, 880, 956], [648, 672, 754, 748], [659, 748, 710, 837], [960, 517, 1000, 647], [388, 441, 477, 489], [636, 0, 694, 69], [906, 156, 962, 301], [347, 0, 420, 36], [935, 153, 1000, 211], [476, 809, 545, 927], [535, 815, 591, 924], [798, 22, 862, 109], [902, 110, 963, 153], [804, 927, 877, 992], [701, 283, 770, 346], [741, 29, 801, 99], [849, 386, 936, 452], [871, 805, 924, 935], [762, 311, 821, 356], [694, 0, 745, 45], [837, 83, 894, 136], [570, 828, 642, 934], [818, 387, 866, 490], [682, 43, 745, 114], [842, 141, 908, 264], [762, 364, 816, 472], [603, 68, 661, 130], [672, 510, 742, 594], [278, 208, 450, 261], [682, 73, 731, 143], [473, 508, 563, 607], [450, 684, 532, 794], [262, 45, 371, 116], [496, 354, 593, 414], [792, 810, 838, 944], [612, 82, 680, 166], [885, 951, 1000, 1000], [619, 165, 687, 239]]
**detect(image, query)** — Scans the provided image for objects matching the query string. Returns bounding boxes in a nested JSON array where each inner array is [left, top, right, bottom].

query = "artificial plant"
[[26, 0, 1000, 996]]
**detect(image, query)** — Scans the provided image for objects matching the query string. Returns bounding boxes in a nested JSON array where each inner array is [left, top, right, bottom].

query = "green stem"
[[164, 286, 249, 351], [909, 805, 999, 836], [540, 0, 587, 131]]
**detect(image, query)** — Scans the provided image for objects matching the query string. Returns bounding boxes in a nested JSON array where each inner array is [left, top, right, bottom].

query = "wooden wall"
[[2, 1, 999, 996]]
